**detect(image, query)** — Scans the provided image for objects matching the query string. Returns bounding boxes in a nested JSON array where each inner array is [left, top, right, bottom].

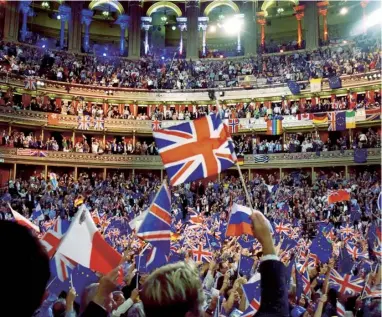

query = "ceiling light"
[[161, 16, 167, 22], [277, 7, 284, 14], [172, 26, 176, 30], [57, 15, 61, 20], [340, 7, 348, 15], [209, 25, 217, 33], [41, 1, 50, 9], [102, 10, 109, 17]]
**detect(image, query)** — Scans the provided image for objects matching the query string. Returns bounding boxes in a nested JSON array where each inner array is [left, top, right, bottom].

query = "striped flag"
[[266, 116, 283, 135], [312, 113, 328, 124], [345, 110, 356, 128], [310, 78, 322, 92], [365, 108, 381, 121], [254, 154, 269, 163]]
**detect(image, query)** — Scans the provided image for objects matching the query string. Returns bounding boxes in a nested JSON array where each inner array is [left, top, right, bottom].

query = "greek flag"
[[254, 154, 269, 163]]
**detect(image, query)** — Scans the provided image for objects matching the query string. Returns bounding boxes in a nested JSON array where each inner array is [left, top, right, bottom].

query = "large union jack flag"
[[137, 183, 171, 255], [40, 218, 77, 281], [153, 114, 237, 186], [329, 268, 364, 295], [24, 77, 36, 90], [93, 118, 105, 130], [152, 119, 162, 131]]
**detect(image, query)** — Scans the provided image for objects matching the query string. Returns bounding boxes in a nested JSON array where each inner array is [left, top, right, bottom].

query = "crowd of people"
[[0, 32, 380, 90], [0, 162, 380, 316]]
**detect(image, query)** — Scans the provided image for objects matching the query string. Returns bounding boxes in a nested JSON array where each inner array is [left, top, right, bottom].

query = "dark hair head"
[[0, 221, 50, 316]]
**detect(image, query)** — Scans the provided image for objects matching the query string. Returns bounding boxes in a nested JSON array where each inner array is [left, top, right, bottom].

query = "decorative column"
[[68, 1, 82, 53], [177, 17, 187, 56], [243, 0, 258, 56], [186, 0, 200, 59], [305, 1, 319, 49], [235, 14, 244, 54], [3, 1, 20, 42], [115, 14, 129, 56], [198, 16, 209, 56], [293, 5, 305, 48], [141, 16, 152, 55], [58, 5, 71, 49], [256, 12, 266, 49], [128, 1, 142, 59], [19, 1, 32, 42], [317, 1, 329, 43], [81, 9, 93, 53], [360, 1, 369, 34]]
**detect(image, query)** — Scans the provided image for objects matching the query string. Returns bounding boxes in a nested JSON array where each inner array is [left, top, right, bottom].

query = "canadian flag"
[[8, 203, 40, 232], [57, 205, 121, 275]]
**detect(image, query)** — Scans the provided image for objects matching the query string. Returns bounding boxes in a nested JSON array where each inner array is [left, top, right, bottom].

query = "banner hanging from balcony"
[[24, 78, 37, 90], [354, 148, 368, 164], [265, 116, 283, 135], [77, 115, 91, 130], [365, 108, 381, 121], [93, 118, 105, 130], [310, 78, 322, 93], [328, 112, 346, 131], [254, 154, 269, 163], [16, 149, 47, 157], [47, 113, 59, 126]]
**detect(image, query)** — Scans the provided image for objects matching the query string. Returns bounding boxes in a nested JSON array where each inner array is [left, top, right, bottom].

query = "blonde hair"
[[141, 262, 204, 317]]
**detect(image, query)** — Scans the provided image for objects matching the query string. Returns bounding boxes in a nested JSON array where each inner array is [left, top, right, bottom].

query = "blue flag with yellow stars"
[[328, 75, 342, 89]]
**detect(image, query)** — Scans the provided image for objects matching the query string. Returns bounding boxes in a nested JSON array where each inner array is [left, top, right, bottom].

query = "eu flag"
[[239, 255, 255, 277], [354, 148, 367, 163], [338, 246, 353, 275], [287, 80, 301, 95], [309, 228, 332, 263], [328, 76, 342, 89]]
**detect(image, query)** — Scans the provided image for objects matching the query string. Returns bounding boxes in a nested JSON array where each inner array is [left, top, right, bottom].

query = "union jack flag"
[[340, 224, 354, 236], [242, 275, 261, 317], [346, 242, 368, 260], [153, 114, 237, 186], [228, 118, 239, 134], [192, 244, 212, 262], [296, 263, 312, 298], [137, 183, 171, 255], [77, 115, 91, 130], [336, 301, 345, 317], [151, 119, 162, 131], [40, 218, 77, 281], [274, 222, 291, 235], [93, 118, 104, 130], [329, 268, 364, 295], [362, 274, 382, 299], [24, 77, 36, 90]]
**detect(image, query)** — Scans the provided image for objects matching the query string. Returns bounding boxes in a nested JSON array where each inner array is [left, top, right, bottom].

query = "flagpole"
[[136, 243, 150, 289], [236, 162, 254, 210], [45, 276, 57, 290]]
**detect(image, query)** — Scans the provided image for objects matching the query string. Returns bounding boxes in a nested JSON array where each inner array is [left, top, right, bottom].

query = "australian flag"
[[328, 75, 342, 89], [287, 80, 300, 95], [354, 148, 367, 163]]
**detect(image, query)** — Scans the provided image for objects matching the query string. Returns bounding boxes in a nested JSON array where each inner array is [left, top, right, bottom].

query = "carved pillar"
[[3, 1, 19, 42], [317, 2, 329, 43], [186, 0, 200, 59], [360, 1, 369, 34], [116, 14, 129, 56], [13, 163, 17, 180], [305, 1, 319, 49], [58, 5, 71, 49], [128, 1, 142, 59], [177, 17, 187, 56], [198, 16, 209, 56], [68, 1, 82, 52], [160, 169, 163, 181], [256, 12, 266, 48], [243, 0, 257, 56], [74, 166, 78, 181], [81, 9, 93, 53], [293, 5, 305, 48], [19, 1, 32, 42], [311, 167, 316, 182], [141, 16, 152, 55]]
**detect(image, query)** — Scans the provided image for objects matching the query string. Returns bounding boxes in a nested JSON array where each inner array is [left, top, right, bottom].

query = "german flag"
[[237, 155, 244, 166], [312, 113, 328, 124]]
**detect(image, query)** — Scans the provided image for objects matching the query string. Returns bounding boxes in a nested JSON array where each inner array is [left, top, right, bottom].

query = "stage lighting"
[[57, 15, 61, 20], [172, 26, 176, 31], [103, 53, 107, 57], [340, 7, 348, 15], [223, 16, 243, 35], [209, 25, 217, 33], [42, 45, 46, 48], [366, 8, 382, 28]]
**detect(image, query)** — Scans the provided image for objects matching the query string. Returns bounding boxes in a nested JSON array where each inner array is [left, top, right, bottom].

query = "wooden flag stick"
[[236, 162, 254, 210]]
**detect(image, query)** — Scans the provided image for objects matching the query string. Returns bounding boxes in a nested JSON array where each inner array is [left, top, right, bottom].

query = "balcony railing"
[[1, 148, 380, 169], [1, 107, 380, 134], [0, 71, 380, 102]]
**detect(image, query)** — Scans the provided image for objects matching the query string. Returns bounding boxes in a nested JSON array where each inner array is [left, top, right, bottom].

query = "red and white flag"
[[57, 205, 122, 275], [8, 203, 40, 232]]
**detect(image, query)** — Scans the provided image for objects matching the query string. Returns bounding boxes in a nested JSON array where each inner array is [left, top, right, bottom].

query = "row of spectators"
[[1, 127, 379, 155], [0, 33, 380, 90]]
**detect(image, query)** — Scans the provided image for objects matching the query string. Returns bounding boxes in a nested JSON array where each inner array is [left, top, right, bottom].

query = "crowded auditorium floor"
[[0, 0, 381, 317]]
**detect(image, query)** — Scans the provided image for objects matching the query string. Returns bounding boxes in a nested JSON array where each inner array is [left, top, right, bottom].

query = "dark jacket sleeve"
[[255, 260, 289, 317], [80, 301, 108, 317]]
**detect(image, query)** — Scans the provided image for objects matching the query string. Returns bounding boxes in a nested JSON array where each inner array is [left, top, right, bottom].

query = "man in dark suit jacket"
[[250, 211, 289, 317]]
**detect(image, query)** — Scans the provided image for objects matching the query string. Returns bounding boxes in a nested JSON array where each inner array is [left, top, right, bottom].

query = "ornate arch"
[[261, 0, 299, 15], [203, 0, 240, 16], [146, 1, 182, 17], [88, 0, 125, 14]]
